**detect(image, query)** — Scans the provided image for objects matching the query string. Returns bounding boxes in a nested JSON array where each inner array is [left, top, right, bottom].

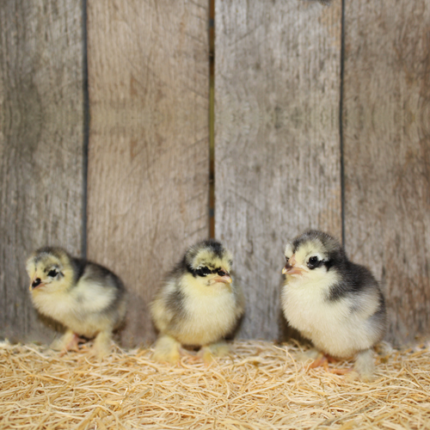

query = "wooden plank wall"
[[215, 0, 342, 340], [0, 1, 84, 344], [86, 0, 209, 346], [1, 0, 429, 348], [343, 0, 430, 346]]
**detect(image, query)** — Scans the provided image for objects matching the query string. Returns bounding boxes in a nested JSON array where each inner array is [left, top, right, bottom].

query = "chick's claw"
[[308, 354, 329, 371]]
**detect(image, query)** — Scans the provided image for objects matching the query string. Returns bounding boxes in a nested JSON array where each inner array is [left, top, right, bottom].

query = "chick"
[[26, 246, 127, 358], [151, 239, 245, 364], [281, 230, 386, 380]]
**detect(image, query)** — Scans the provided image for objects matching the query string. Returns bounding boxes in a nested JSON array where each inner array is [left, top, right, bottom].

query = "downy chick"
[[151, 239, 245, 364], [26, 246, 127, 358], [281, 230, 386, 380]]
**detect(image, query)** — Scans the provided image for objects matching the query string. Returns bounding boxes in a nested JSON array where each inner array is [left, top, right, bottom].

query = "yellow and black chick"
[[151, 239, 245, 364], [281, 230, 386, 381], [26, 246, 127, 358]]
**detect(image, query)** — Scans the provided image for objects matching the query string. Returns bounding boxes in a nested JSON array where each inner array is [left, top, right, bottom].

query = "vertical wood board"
[[87, 0, 210, 346], [215, 0, 342, 340], [343, 0, 430, 345], [0, 1, 85, 342]]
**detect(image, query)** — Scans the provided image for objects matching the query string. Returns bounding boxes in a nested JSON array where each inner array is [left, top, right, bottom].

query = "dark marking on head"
[[203, 239, 225, 259], [195, 266, 212, 277], [34, 246, 69, 262], [324, 260, 334, 271], [185, 262, 196, 277], [187, 265, 228, 279], [183, 239, 231, 270], [46, 267, 61, 278], [293, 229, 347, 271]]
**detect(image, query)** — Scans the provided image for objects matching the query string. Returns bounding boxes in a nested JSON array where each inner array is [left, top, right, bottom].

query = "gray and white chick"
[[281, 230, 386, 380], [26, 246, 127, 358], [151, 239, 245, 364]]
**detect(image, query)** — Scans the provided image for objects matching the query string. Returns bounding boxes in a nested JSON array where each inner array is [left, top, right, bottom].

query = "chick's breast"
[[152, 277, 243, 347], [179, 283, 241, 346], [283, 271, 385, 358]]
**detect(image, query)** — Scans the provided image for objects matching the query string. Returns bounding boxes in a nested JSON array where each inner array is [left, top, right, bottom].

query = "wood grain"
[[343, 0, 430, 345], [87, 0, 209, 346], [215, 0, 342, 340], [0, 1, 84, 343]]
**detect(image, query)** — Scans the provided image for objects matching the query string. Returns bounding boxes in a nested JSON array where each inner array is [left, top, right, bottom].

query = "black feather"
[[328, 260, 379, 301], [166, 289, 186, 321]]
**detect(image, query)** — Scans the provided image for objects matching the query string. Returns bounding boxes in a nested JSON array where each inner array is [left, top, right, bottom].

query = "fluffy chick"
[[151, 239, 245, 364], [26, 246, 127, 358], [281, 230, 386, 380]]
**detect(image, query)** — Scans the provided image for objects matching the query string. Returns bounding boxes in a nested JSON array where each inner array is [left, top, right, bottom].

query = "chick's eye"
[[217, 270, 226, 277], [307, 256, 322, 269], [48, 269, 58, 277]]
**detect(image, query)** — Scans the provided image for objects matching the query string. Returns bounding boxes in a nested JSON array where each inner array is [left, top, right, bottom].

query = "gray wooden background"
[[1, 0, 429, 348]]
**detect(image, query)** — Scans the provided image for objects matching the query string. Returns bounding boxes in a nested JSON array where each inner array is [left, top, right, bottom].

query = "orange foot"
[[59, 333, 81, 356], [308, 354, 351, 375], [184, 347, 214, 366], [330, 367, 353, 376]]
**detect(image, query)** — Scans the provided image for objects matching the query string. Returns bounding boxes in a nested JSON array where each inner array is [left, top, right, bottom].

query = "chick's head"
[[282, 230, 346, 280], [185, 239, 233, 287], [26, 247, 75, 294]]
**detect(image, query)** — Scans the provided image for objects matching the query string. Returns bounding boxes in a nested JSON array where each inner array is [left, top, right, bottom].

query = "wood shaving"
[[1, 340, 429, 429]]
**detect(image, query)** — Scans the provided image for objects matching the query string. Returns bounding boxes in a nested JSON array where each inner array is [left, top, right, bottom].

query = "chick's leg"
[[93, 330, 113, 359], [352, 348, 375, 382], [55, 330, 80, 356], [153, 334, 181, 364], [200, 341, 229, 365]]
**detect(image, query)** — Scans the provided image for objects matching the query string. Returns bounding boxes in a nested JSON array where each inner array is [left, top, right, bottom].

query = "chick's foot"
[[153, 335, 181, 365], [92, 330, 112, 359], [59, 331, 81, 356]]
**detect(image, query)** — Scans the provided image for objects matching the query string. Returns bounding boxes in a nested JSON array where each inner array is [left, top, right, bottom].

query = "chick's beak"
[[282, 255, 304, 276], [214, 273, 232, 284]]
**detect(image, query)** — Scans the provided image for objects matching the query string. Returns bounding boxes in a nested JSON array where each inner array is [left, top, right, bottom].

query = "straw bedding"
[[1, 339, 429, 429]]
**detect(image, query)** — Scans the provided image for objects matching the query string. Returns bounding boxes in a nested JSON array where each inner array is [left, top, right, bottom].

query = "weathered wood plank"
[[0, 1, 85, 342], [87, 0, 209, 346], [215, 0, 342, 340], [343, 0, 430, 346]]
